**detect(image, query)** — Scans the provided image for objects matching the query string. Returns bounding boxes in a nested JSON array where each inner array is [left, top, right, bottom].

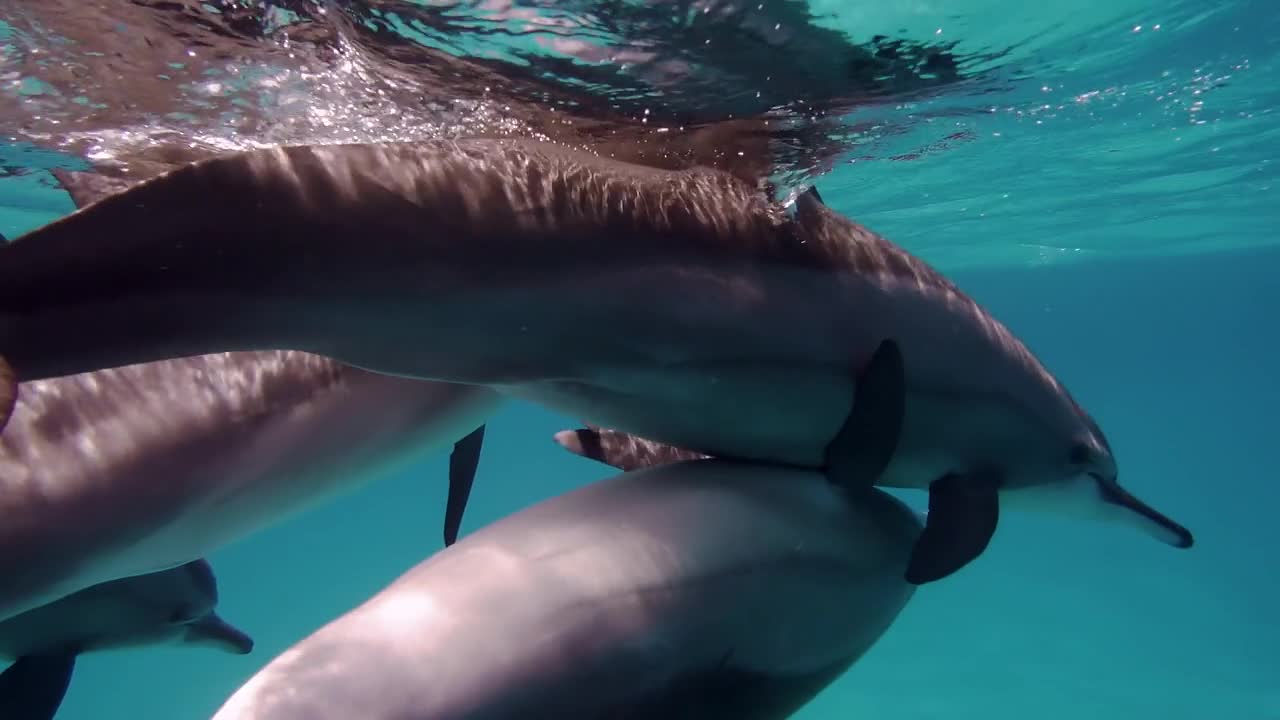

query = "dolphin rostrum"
[[210, 458, 921, 720], [0, 138, 1193, 583], [0, 558, 252, 720]]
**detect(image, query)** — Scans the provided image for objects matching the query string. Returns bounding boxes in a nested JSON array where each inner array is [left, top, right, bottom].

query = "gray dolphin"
[[0, 183, 500, 621], [0, 138, 1193, 583], [210, 458, 921, 720], [0, 349, 497, 622], [0, 558, 252, 720]]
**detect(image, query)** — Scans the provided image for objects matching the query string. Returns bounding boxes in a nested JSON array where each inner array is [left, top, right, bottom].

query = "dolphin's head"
[[79, 559, 255, 655], [1006, 410, 1194, 550]]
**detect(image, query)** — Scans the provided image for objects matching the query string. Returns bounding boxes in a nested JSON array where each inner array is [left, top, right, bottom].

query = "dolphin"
[[0, 138, 1193, 583], [0, 558, 253, 720], [0, 181, 500, 621], [47, 167, 496, 547], [209, 458, 921, 720], [0, 348, 498, 621]]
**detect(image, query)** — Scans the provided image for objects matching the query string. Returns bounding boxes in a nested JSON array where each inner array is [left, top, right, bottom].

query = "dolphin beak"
[[1091, 473, 1194, 549], [184, 613, 255, 655]]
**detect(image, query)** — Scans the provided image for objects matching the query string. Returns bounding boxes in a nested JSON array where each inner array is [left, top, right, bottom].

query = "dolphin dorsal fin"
[[49, 169, 142, 210]]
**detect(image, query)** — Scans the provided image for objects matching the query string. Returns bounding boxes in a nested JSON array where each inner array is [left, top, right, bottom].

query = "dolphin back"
[[212, 459, 920, 720]]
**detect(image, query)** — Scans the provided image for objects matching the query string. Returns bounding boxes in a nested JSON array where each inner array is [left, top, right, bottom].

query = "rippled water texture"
[[1, 0, 1275, 267]]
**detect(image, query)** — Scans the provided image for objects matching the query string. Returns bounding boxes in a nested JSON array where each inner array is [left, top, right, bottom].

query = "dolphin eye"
[[1068, 442, 1091, 466]]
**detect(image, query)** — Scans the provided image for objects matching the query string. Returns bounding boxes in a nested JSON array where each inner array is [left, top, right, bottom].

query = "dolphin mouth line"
[[1089, 472, 1194, 549]]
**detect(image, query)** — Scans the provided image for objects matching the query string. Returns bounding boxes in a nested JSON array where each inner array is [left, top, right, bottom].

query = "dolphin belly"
[[498, 363, 854, 470]]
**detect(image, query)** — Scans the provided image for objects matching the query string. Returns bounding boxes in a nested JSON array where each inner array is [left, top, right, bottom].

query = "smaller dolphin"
[[210, 458, 922, 720], [0, 559, 253, 720], [0, 186, 500, 622]]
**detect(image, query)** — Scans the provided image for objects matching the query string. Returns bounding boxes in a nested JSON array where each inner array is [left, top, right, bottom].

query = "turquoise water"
[[2, 0, 1278, 717]]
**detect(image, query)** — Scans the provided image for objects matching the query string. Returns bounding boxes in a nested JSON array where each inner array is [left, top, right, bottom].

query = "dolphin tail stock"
[[0, 652, 77, 720], [444, 424, 487, 547]]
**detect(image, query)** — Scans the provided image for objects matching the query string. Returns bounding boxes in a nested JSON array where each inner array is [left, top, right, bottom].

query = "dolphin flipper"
[[0, 653, 77, 720], [905, 471, 1000, 585], [554, 425, 711, 471], [824, 338, 906, 490], [444, 424, 486, 547]]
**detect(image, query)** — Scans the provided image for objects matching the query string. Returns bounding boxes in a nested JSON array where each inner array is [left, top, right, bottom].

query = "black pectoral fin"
[[825, 338, 906, 489], [444, 424, 486, 547], [905, 473, 1001, 585], [553, 426, 712, 472], [0, 653, 78, 720]]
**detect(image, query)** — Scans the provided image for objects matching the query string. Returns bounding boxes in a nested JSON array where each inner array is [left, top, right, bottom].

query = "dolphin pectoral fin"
[[553, 426, 712, 471], [803, 185, 825, 204], [0, 355, 14, 433], [905, 472, 1001, 585], [824, 338, 906, 490], [444, 424, 486, 547], [0, 653, 78, 720]]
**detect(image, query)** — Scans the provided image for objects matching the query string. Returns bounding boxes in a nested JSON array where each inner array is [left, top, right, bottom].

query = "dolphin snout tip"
[[187, 613, 256, 655], [1165, 523, 1194, 550], [553, 429, 585, 454], [1132, 504, 1194, 550], [1099, 477, 1195, 550], [229, 631, 255, 654]]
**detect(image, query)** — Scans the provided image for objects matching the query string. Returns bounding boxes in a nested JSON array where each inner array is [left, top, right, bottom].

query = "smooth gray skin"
[[0, 351, 501, 622], [0, 559, 252, 661], [0, 139, 1191, 558], [211, 459, 921, 720]]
